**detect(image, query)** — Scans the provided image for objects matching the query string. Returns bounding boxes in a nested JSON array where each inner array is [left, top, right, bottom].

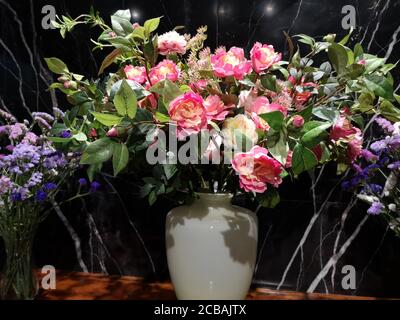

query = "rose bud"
[[57, 75, 69, 83], [323, 34, 336, 43], [291, 115, 304, 128], [88, 128, 97, 138], [106, 127, 118, 137], [63, 80, 77, 90]]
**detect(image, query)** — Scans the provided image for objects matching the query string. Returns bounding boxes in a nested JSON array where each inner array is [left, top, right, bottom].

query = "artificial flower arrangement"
[[45, 8, 400, 209], [0, 108, 96, 299], [344, 117, 400, 237]]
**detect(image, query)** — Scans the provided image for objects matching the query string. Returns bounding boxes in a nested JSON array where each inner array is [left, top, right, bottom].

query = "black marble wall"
[[1, 0, 400, 297]]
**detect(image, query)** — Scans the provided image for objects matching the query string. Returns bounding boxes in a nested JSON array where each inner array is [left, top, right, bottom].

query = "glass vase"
[[0, 212, 39, 300]]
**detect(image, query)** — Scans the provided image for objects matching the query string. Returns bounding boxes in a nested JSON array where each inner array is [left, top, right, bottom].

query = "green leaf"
[[292, 143, 318, 175], [48, 136, 72, 143], [162, 80, 183, 106], [163, 164, 178, 180], [98, 48, 120, 75], [110, 79, 150, 101], [364, 55, 386, 73], [338, 28, 353, 46], [312, 106, 339, 123], [144, 17, 161, 35], [380, 100, 400, 122], [353, 43, 363, 59], [259, 111, 284, 131], [112, 143, 129, 176], [81, 138, 115, 165], [327, 43, 348, 74], [44, 57, 69, 74], [260, 74, 277, 92], [114, 79, 137, 118], [267, 133, 289, 165], [91, 111, 123, 126], [364, 74, 394, 100], [72, 132, 87, 142], [111, 10, 134, 36], [301, 122, 331, 148], [155, 112, 170, 123], [258, 188, 280, 208], [319, 142, 331, 163]]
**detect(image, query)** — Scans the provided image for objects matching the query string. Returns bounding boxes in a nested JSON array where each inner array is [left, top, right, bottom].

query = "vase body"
[[0, 209, 38, 300], [166, 193, 258, 300]]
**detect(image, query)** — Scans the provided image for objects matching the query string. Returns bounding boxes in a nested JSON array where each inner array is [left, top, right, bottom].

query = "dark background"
[[1, 0, 400, 297]]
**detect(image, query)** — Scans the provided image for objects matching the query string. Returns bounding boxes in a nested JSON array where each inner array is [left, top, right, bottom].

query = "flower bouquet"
[[0, 109, 80, 299], [44, 9, 400, 298]]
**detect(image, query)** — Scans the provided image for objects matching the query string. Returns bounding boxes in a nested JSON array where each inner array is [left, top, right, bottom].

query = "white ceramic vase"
[[165, 193, 258, 300]]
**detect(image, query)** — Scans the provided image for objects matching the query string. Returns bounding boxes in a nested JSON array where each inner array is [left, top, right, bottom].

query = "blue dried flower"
[[35, 190, 47, 202], [78, 178, 87, 186], [10, 192, 22, 202], [44, 182, 57, 191], [367, 201, 384, 215], [60, 130, 72, 138], [90, 181, 101, 193]]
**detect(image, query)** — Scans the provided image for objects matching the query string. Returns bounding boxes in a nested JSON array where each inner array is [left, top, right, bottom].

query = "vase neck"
[[197, 193, 233, 206]]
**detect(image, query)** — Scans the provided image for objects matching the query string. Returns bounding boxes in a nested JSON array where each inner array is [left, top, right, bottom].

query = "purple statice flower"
[[387, 135, 400, 150], [0, 125, 8, 135], [9, 123, 27, 140], [370, 139, 387, 153], [25, 172, 43, 188], [32, 112, 55, 123], [0, 175, 13, 195], [0, 109, 17, 123], [60, 130, 72, 138], [5, 145, 14, 152], [388, 161, 400, 170], [78, 178, 87, 186], [22, 132, 39, 145], [90, 181, 101, 193], [53, 107, 65, 119], [375, 117, 394, 133], [43, 152, 67, 170], [367, 201, 384, 215], [35, 117, 52, 131], [35, 190, 47, 202], [1, 143, 41, 173], [9, 187, 29, 201], [361, 149, 378, 162], [43, 182, 57, 191]]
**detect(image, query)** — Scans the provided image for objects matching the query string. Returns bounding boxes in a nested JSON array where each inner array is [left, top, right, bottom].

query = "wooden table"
[[37, 271, 382, 300]]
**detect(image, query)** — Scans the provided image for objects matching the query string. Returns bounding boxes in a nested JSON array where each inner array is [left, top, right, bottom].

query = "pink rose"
[[231, 146, 283, 193], [204, 95, 232, 121], [169, 92, 207, 140], [124, 65, 147, 84], [292, 115, 304, 128], [247, 96, 287, 130], [330, 116, 363, 162], [190, 79, 208, 93], [285, 150, 293, 168], [157, 30, 187, 56], [211, 47, 252, 80], [250, 42, 282, 74], [251, 97, 288, 116], [149, 59, 180, 84]]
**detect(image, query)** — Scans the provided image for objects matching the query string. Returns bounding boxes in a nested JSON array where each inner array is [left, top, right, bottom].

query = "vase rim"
[[196, 192, 233, 202]]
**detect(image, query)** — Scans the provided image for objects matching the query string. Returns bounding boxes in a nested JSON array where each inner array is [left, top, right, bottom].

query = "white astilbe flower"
[[383, 171, 398, 196]]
